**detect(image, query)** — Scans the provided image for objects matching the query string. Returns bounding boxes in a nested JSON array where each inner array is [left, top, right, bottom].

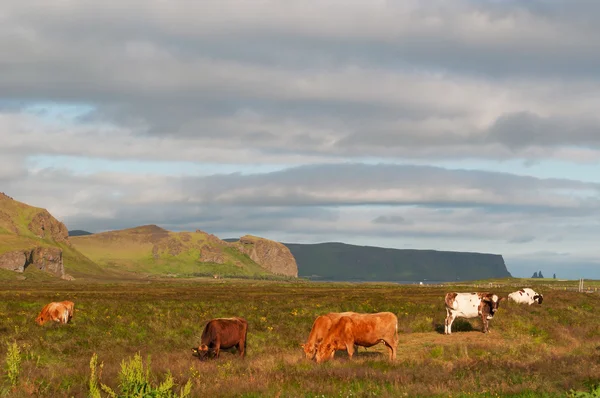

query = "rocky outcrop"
[[0, 250, 28, 272], [28, 210, 70, 244], [235, 235, 298, 277], [29, 247, 64, 277], [199, 245, 227, 265], [0, 246, 64, 277]]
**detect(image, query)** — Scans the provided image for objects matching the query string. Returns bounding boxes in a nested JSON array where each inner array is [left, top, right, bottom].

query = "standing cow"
[[508, 288, 543, 305], [192, 317, 248, 359], [444, 292, 504, 334], [35, 301, 75, 325], [314, 312, 398, 363], [302, 312, 358, 360]]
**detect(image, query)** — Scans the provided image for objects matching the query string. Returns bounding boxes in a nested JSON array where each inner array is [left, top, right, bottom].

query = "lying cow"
[[192, 317, 248, 359], [35, 301, 75, 325], [302, 312, 358, 360], [444, 292, 504, 334], [315, 312, 398, 363], [508, 288, 543, 305]]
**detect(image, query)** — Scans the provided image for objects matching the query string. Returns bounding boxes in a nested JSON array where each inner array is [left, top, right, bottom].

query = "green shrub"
[[569, 384, 600, 397], [89, 353, 192, 398], [4, 341, 21, 388], [89, 353, 103, 398]]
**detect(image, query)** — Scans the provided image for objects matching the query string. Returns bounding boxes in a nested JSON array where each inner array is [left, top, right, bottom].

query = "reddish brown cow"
[[192, 317, 248, 359], [302, 312, 358, 360], [315, 312, 398, 363], [35, 301, 74, 325]]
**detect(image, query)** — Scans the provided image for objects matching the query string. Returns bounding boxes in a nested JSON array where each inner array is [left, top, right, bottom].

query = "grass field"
[[1, 278, 600, 397]]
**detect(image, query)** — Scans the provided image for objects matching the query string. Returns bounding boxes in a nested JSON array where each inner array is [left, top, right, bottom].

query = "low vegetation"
[[1, 278, 599, 397]]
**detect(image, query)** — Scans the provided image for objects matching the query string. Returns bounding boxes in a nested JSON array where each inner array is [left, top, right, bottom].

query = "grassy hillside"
[[285, 242, 512, 282], [70, 225, 272, 277], [0, 194, 105, 279], [1, 278, 599, 397]]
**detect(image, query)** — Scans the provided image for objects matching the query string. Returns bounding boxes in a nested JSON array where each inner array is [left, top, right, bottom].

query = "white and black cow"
[[444, 292, 505, 334], [508, 288, 543, 305]]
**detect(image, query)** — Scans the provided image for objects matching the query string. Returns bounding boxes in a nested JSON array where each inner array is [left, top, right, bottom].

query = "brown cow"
[[35, 301, 75, 325], [192, 317, 248, 359], [302, 312, 358, 360], [315, 312, 398, 363]]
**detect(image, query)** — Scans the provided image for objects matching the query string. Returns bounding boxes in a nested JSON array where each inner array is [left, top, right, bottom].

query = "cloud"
[[1, 0, 600, 164], [372, 215, 410, 225], [486, 112, 600, 149], [508, 235, 535, 244]]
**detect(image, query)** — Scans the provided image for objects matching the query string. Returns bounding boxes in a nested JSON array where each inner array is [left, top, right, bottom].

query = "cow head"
[[35, 313, 47, 325], [191, 344, 211, 360], [301, 343, 317, 360], [482, 294, 505, 318], [315, 340, 337, 363], [533, 294, 543, 305]]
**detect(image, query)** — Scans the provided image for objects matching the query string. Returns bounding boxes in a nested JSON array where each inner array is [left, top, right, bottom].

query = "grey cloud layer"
[[2, 1, 600, 162], [5, 163, 599, 232]]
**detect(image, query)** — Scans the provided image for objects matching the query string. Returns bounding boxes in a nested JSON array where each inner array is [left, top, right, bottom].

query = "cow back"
[[201, 317, 248, 348], [327, 312, 398, 348]]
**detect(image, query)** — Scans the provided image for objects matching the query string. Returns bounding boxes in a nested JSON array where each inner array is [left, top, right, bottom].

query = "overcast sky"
[[2, 0, 600, 278]]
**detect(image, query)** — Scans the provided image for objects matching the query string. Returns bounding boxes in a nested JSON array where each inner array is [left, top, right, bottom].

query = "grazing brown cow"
[[302, 312, 358, 360], [192, 317, 248, 359], [35, 301, 74, 325], [315, 312, 398, 363], [444, 292, 505, 334]]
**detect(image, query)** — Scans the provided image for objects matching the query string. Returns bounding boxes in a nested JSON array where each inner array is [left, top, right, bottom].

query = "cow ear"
[[499, 297, 506, 302]]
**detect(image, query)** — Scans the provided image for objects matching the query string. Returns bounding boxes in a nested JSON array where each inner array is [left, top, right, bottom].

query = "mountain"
[[70, 226, 298, 278], [284, 242, 512, 282], [69, 230, 93, 236], [0, 193, 104, 279]]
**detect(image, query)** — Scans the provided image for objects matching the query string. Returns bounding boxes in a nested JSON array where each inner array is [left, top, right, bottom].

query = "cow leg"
[[237, 338, 246, 357], [382, 338, 397, 361], [480, 315, 489, 333], [346, 342, 355, 360], [213, 337, 221, 358], [445, 310, 455, 335]]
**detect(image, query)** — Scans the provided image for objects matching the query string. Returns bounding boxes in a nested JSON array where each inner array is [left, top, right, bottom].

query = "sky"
[[2, 0, 600, 279]]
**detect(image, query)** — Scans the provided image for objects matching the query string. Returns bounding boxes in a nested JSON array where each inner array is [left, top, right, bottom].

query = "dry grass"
[[1, 279, 599, 397]]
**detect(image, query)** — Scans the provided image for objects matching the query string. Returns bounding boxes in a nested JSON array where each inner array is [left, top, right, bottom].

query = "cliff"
[[0, 193, 96, 279], [234, 235, 298, 277], [285, 242, 512, 282]]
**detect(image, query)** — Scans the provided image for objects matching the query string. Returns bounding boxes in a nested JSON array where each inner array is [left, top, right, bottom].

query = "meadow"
[[1, 277, 600, 397]]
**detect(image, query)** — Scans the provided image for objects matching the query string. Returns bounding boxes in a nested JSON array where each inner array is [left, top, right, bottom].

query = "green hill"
[[70, 226, 298, 278], [0, 193, 104, 279], [284, 242, 512, 282]]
